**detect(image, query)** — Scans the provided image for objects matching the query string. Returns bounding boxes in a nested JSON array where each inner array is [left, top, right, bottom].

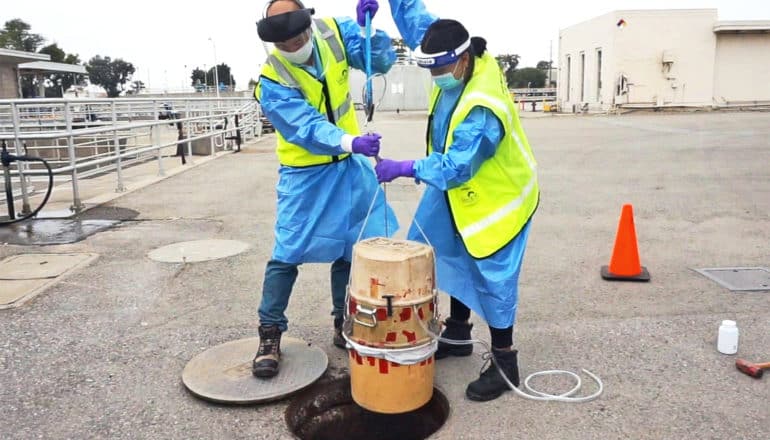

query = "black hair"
[[470, 36, 487, 56], [421, 19, 487, 57]]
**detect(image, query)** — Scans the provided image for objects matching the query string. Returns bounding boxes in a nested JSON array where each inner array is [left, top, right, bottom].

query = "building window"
[[565, 55, 571, 101], [579, 52, 585, 102], [596, 49, 602, 102]]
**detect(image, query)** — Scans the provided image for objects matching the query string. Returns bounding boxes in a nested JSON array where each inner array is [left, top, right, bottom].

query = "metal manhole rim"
[[182, 336, 328, 405], [147, 239, 251, 263], [285, 375, 452, 440]]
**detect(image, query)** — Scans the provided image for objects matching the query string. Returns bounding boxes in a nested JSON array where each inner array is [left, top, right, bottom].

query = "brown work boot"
[[333, 317, 346, 349], [252, 325, 282, 378]]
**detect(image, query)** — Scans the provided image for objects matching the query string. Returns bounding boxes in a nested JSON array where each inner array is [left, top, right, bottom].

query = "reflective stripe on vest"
[[461, 91, 537, 172], [256, 17, 359, 167], [265, 55, 352, 123], [428, 53, 539, 258], [314, 19, 345, 62], [451, 93, 537, 241], [266, 55, 299, 89]]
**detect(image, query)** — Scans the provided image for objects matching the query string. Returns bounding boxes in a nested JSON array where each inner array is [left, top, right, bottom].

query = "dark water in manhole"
[[285, 376, 449, 440]]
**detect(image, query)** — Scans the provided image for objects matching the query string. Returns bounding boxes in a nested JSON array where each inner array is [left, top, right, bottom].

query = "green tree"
[[0, 18, 44, 52], [536, 60, 552, 70], [495, 54, 520, 88], [39, 43, 83, 97], [208, 63, 235, 89], [86, 55, 135, 98], [191, 67, 206, 90], [39, 42, 65, 61], [509, 67, 547, 88]]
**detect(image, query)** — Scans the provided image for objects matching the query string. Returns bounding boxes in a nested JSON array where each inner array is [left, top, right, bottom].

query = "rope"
[[414, 305, 604, 403]]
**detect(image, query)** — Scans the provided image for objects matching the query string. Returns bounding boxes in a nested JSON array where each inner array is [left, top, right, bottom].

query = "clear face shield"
[[257, 4, 314, 62]]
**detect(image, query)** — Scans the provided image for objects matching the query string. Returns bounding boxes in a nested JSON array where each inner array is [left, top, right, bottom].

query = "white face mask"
[[278, 37, 313, 65]]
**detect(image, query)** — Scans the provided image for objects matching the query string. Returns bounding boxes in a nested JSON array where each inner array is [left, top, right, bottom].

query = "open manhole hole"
[[286, 376, 449, 440]]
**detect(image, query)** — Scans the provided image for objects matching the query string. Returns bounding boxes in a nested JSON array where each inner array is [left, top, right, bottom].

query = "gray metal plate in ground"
[[148, 239, 250, 263], [0, 253, 97, 280], [0, 253, 99, 309], [0, 219, 119, 245], [182, 337, 328, 404], [693, 267, 770, 291]]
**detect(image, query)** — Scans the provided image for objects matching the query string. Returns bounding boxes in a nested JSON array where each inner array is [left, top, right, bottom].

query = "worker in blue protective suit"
[[376, 0, 539, 401], [252, 0, 398, 378]]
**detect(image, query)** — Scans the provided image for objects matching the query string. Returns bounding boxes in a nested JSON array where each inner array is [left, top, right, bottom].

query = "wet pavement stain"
[[0, 207, 139, 245], [0, 219, 120, 245]]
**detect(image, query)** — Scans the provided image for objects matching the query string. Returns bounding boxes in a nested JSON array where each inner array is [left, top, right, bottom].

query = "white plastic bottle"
[[717, 320, 739, 355]]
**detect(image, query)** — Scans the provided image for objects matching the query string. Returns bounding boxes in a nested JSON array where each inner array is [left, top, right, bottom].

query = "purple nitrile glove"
[[375, 159, 415, 183], [356, 0, 379, 27], [352, 133, 381, 157]]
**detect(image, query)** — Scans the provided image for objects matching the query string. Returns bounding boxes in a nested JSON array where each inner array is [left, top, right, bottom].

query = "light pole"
[[208, 37, 220, 99]]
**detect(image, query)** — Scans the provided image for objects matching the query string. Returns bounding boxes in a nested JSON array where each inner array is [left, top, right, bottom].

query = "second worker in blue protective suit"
[[377, 0, 539, 401], [251, 0, 398, 379]]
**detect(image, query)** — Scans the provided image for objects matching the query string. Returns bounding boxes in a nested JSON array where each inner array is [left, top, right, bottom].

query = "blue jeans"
[[258, 258, 350, 332]]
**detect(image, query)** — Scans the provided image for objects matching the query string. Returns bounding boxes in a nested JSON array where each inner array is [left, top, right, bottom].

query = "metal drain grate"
[[693, 267, 770, 292]]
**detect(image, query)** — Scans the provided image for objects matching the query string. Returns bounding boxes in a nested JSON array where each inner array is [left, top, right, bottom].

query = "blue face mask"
[[433, 62, 464, 90]]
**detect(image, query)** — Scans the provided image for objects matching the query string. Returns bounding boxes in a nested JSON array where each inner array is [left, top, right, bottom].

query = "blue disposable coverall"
[[390, 0, 533, 328], [257, 16, 398, 331]]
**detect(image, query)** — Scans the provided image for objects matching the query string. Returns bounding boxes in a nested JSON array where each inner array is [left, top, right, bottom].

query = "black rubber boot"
[[252, 325, 282, 378], [465, 349, 519, 402], [333, 317, 346, 349], [435, 317, 473, 360]]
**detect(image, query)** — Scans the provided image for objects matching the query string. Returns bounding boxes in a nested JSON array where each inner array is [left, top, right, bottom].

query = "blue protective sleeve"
[[259, 77, 348, 156], [257, 16, 396, 156], [336, 17, 396, 74], [388, 0, 439, 50], [413, 106, 503, 191]]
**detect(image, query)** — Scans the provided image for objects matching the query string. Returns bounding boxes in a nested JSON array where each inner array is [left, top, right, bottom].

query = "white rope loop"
[[349, 161, 603, 403], [414, 305, 604, 403]]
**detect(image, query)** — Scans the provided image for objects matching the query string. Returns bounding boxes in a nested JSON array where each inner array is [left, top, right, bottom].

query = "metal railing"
[[511, 87, 557, 102], [0, 97, 262, 214]]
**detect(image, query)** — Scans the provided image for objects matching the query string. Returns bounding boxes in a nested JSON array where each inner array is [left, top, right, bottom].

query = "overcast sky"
[[2, 0, 768, 92]]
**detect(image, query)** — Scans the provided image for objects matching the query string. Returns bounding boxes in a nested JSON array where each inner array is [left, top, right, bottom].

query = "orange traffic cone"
[[601, 204, 650, 281]]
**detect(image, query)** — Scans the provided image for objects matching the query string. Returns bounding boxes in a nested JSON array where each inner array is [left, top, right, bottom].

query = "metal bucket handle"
[[353, 304, 378, 328]]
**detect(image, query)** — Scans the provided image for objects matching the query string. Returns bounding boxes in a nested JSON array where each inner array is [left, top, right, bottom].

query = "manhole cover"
[[0, 219, 119, 245], [148, 239, 250, 263], [182, 336, 328, 404], [0, 253, 99, 309], [286, 377, 449, 440], [693, 267, 770, 291]]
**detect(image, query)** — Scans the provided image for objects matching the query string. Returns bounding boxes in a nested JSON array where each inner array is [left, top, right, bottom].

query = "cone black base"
[[601, 265, 651, 282]]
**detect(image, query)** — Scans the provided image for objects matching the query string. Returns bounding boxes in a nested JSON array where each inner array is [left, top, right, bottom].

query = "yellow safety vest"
[[427, 53, 539, 258], [255, 18, 358, 167]]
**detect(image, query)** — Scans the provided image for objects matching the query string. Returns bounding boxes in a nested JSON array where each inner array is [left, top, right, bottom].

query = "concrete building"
[[349, 64, 433, 112], [0, 48, 87, 99], [558, 9, 770, 112], [0, 48, 49, 99]]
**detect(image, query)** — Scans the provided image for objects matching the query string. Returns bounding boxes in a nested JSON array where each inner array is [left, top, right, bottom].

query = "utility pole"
[[548, 40, 553, 88], [208, 37, 220, 99]]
